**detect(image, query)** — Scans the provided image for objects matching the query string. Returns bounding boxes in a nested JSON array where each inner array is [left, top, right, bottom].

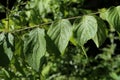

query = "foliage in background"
[[0, 0, 120, 80]]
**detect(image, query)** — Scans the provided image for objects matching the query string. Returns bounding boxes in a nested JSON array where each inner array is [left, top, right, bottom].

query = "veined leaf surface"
[[23, 28, 46, 71], [106, 6, 120, 32], [47, 19, 72, 55], [73, 15, 97, 45]]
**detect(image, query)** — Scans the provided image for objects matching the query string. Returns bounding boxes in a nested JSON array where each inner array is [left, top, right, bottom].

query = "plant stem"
[[6, 0, 9, 31]]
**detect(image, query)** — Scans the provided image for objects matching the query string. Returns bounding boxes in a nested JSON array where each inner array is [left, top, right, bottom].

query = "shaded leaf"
[[0, 32, 5, 45], [47, 19, 72, 55], [45, 34, 60, 55], [14, 35, 23, 56], [92, 17, 108, 47], [0, 3, 5, 12], [23, 28, 46, 71], [3, 33, 14, 61]]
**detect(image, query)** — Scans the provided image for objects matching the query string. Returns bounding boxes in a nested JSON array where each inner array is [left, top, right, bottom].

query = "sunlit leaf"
[[30, 0, 51, 17], [47, 19, 72, 55], [8, 33, 14, 46], [105, 6, 120, 32], [23, 28, 46, 71], [38, 0, 51, 14], [99, 8, 107, 20], [73, 15, 97, 45]]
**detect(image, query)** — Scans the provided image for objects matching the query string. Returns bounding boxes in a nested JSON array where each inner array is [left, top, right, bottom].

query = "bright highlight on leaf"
[[23, 28, 46, 71], [47, 19, 72, 55]]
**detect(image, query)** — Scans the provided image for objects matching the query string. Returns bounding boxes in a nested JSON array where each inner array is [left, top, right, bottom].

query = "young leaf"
[[73, 15, 97, 45], [47, 19, 72, 55], [92, 17, 108, 47], [99, 8, 107, 20], [105, 6, 120, 32], [23, 28, 46, 71]]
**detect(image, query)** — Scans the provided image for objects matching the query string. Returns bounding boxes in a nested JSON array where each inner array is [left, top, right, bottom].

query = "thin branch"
[[12, 22, 53, 33], [65, 12, 100, 20], [65, 15, 82, 20], [11, 12, 100, 33]]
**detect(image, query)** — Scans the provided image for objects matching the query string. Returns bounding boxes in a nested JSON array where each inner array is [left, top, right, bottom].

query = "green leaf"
[[45, 34, 60, 55], [105, 6, 120, 32], [3, 33, 14, 61], [79, 45, 88, 59], [30, 0, 51, 17], [0, 33, 5, 45], [23, 28, 46, 71], [14, 36, 23, 56], [92, 17, 108, 47], [73, 15, 97, 45], [99, 8, 107, 20], [47, 19, 72, 55], [8, 33, 14, 46], [38, 0, 51, 13], [110, 72, 119, 80], [70, 35, 77, 46], [0, 3, 5, 12]]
